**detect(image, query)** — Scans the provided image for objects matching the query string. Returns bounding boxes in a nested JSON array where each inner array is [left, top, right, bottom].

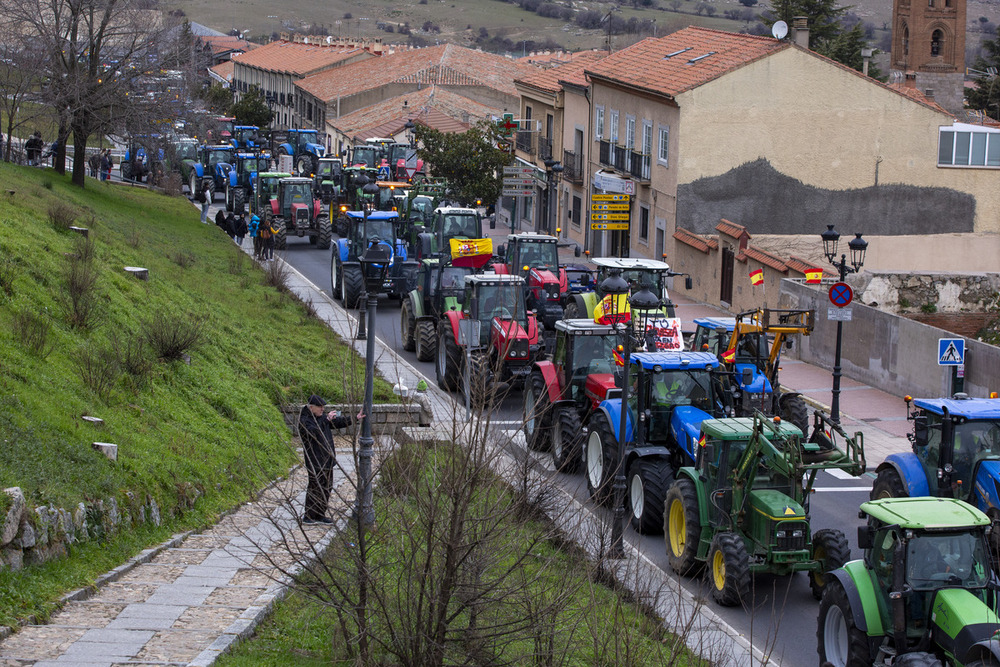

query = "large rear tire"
[[810, 529, 851, 600], [331, 258, 340, 299], [400, 300, 416, 351], [436, 324, 462, 392], [224, 182, 233, 212], [415, 320, 436, 362], [665, 478, 703, 576], [523, 369, 551, 452], [870, 466, 908, 501], [316, 218, 332, 249], [297, 153, 317, 176], [233, 187, 246, 214], [189, 172, 199, 199], [585, 412, 618, 506], [342, 265, 363, 309], [779, 393, 810, 437], [817, 580, 872, 667], [708, 532, 750, 607], [627, 458, 673, 535], [551, 407, 583, 473], [122, 161, 134, 182]]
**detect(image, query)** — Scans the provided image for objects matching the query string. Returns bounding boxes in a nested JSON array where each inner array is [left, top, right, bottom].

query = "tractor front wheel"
[[817, 580, 871, 667], [400, 300, 416, 351], [627, 458, 673, 535], [665, 479, 702, 576], [779, 394, 810, 437], [585, 412, 617, 506], [316, 218, 332, 249], [809, 529, 851, 600], [523, 370, 551, 452], [233, 187, 246, 214], [467, 352, 493, 410], [331, 258, 340, 299], [870, 467, 908, 501], [551, 407, 583, 473], [415, 320, 436, 361], [708, 532, 750, 607], [342, 265, 363, 309]]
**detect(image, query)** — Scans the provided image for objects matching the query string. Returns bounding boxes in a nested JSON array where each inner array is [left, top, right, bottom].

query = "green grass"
[[0, 163, 392, 628]]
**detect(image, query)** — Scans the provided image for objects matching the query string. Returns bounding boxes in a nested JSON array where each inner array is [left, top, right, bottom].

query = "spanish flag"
[[805, 268, 823, 284], [749, 268, 764, 285], [450, 238, 493, 269], [698, 434, 707, 448], [613, 345, 625, 366], [594, 293, 631, 325], [721, 347, 736, 364]]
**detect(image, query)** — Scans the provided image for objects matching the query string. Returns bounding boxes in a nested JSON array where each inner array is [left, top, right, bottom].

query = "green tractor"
[[250, 171, 292, 218], [818, 497, 1000, 667], [665, 411, 866, 606], [401, 258, 476, 362]]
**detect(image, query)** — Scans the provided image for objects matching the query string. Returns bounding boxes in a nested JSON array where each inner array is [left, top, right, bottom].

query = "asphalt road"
[[278, 232, 873, 667]]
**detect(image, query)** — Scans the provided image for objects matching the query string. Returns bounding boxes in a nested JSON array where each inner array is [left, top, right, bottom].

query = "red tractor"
[[436, 274, 542, 402], [493, 233, 575, 329], [522, 319, 619, 471]]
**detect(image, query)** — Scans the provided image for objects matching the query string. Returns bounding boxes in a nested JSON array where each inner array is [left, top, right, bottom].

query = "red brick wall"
[[906, 312, 995, 338]]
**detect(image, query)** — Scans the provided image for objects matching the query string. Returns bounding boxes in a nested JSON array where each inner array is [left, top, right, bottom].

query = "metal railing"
[[628, 150, 651, 181], [598, 140, 611, 167], [563, 149, 583, 183], [538, 136, 553, 160], [515, 131, 534, 156]]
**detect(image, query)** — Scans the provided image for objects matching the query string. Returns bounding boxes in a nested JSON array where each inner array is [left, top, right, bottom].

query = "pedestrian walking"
[[25, 131, 42, 166], [263, 219, 277, 261], [249, 213, 261, 259], [225, 211, 237, 242], [234, 211, 248, 247], [101, 150, 113, 181], [88, 152, 100, 178], [200, 183, 212, 223], [297, 395, 352, 524]]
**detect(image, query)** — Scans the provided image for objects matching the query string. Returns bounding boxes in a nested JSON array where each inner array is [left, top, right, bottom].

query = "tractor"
[[397, 179, 447, 252], [209, 116, 235, 144], [275, 129, 325, 176], [230, 125, 262, 150], [690, 309, 815, 435], [250, 171, 292, 218], [585, 350, 730, 534], [332, 210, 416, 308], [818, 497, 1000, 666], [314, 156, 343, 204], [416, 207, 483, 261], [263, 176, 329, 250], [522, 319, 618, 471], [333, 166, 382, 235], [493, 232, 580, 329], [120, 142, 150, 182], [165, 137, 198, 179], [435, 274, 542, 401], [224, 151, 271, 213], [183, 145, 234, 201], [666, 410, 865, 606], [871, 394, 1000, 553]]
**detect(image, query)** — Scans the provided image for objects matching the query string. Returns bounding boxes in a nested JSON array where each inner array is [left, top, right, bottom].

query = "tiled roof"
[[209, 60, 235, 84], [673, 227, 714, 254], [232, 41, 365, 76], [886, 83, 953, 116], [297, 43, 534, 103], [199, 35, 255, 56], [716, 219, 749, 240], [331, 87, 497, 140], [742, 246, 788, 272], [786, 256, 825, 277], [516, 50, 607, 93], [584, 27, 787, 98]]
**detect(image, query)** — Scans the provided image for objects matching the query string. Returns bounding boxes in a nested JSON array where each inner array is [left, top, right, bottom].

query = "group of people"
[[249, 212, 277, 261], [87, 149, 115, 181], [206, 204, 278, 262], [24, 132, 44, 166], [214, 209, 249, 247]]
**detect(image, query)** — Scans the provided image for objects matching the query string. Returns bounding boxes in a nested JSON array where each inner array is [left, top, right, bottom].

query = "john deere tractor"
[[666, 410, 865, 606], [818, 497, 1000, 666], [263, 176, 329, 250], [332, 210, 415, 308], [416, 207, 483, 261], [315, 156, 343, 204]]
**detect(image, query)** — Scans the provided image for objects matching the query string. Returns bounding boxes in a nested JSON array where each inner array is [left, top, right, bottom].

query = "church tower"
[[890, 0, 967, 114]]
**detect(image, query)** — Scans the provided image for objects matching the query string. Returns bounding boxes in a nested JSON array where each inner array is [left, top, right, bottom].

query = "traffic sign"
[[591, 203, 630, 211], [591, 222, 629, 230], [591, 194, 630, 202], [829, 282, 853, 308], [502, 189, 534, 198], [377, 165, 391, 180], [591, 213, 630, 221], [938, 338, 965, 365], [503, 166, 535, 175], [827, 307, 853, 321], [502, 177, 535, 187]]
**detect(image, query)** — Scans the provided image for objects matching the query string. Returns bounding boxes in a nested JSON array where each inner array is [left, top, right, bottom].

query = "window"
[[938, 124, 1000, 167], [639, 205, 649, 242], [626, 116, 636, 150], [572, 195, 581, 228], [658, 125, 670, 166], [596, 106, 605, 139], [931, 29, 942, 56], [610, 110, 619, 143], [546, 114, 554, 139]]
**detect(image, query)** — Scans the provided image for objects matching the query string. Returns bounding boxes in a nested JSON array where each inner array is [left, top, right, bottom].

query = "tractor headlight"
[[776, 530, 786, 539]]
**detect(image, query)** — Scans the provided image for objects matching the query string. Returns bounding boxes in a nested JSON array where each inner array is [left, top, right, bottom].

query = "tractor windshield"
[[297, 131, 318, 149], [439, 266, 470, 294], [242, 158, 264, 175], [571, 335, 616, 381], [597, 268, 664, 301], [317, 161, 340, 179], [352, 147, 377, 167], [409, 196, 435, 225], [735, 332, 769, 365], [476, 284, 526, 323], [918, 417, 1000, 495], [176, 143, 197, 160], [282, 182, 311, 207], [440, 213, 479, 239], [206, 148, 231, 166], [260, 179, 280, 201], [518, 241, 558, 271], [906, 531, 988, 591], [362, 219, 395, 243], [643, 369, 714, 441]]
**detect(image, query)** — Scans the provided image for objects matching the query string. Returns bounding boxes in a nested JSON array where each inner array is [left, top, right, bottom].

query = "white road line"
[[812, 487, 872, 492], [825, 467, 860, 481]]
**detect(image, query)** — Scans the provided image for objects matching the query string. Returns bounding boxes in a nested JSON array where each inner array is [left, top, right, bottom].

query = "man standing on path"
[[200, 184, 212, 223], [297, 395, 352, 524]]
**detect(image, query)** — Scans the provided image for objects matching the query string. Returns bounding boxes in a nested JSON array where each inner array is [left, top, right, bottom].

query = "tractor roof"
[[346, 210, 399, 221], [700, 417, 802, 441], [694, 317, 737, 331], [912, 396, 1000, 419], [630, 351, 719, 371], [234, 125, 258, 130], [258, 172, 292, 179], [318, 156, 342, 163], [593, 258, 671, 271], [206, 145, 232, 150], [861, 497, 990, 530], [279, 176, 313, 184], [464, 273, 524, 286], [235, 152, 258, 159], [435, 207, 478, 215], [508, 232, 558, 243], [555, 319, 616, 335]]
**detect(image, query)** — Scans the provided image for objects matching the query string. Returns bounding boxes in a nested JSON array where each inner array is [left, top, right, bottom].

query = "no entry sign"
[[829, 282, 853, 308]]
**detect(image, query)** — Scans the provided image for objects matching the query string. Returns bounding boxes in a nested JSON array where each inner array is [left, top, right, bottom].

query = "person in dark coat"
[[234, 211, 248, 246], [297, 395, 352, 524], [215, 208, 228, 231], [225, 212, 237, 242]]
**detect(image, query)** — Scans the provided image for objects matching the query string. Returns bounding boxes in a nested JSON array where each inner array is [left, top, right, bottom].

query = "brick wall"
[[906, 312, 995, 339]]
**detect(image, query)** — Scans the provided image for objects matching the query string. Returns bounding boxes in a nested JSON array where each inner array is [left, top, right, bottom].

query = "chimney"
[[792, 16, 809, 49], [905, 72, 917, 89]]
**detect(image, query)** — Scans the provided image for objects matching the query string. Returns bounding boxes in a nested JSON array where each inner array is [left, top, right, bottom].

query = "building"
[[890, 0, 966, 114]]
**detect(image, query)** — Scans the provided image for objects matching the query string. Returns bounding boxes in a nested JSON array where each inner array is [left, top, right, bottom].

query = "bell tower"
[[890, 0, 966, 114]]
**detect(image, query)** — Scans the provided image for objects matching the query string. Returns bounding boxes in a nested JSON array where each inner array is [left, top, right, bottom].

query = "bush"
[[13, 309, 54, 358], [141, 310, 206, 361], [0, 255, 16, 296], [228, 250, 246, 275], [74, 341, 121, 401], [74, 235, 96, 263], [62, 257, 102, 330], [261, 255, 289, 292], [110, 330, 154, 390], [171, 250, 196, 269], [48, 202, 75, 232]]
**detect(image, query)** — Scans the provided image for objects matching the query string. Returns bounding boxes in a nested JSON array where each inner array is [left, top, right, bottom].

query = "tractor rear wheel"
[[342, 265, 363, 309], [122, 161, 134, 181], [436, 325, 462, 392], [331, 258, 341, 299], [400, 300, 416, 351], [666, 478, 703, 576], [870, 467, 907, 501], [809, 529, 851, 600], [817, 580, 872, 667], [224, 182, 233, 211], [563, 299, 580, 320], [585, 412, 617, 506], [233, 187, 246, 214], [415, 320, 436, 361], [273, 219, 287, 250], [551, 407, 583, 473], [708, 532, 750, 606], [523, 370, 551, 452], [316, 218, 332, 249], [780, 394, 810, 437], [189, 172, 199, 199], [628, 458, 673, 535], [297, 154, 317, 176]]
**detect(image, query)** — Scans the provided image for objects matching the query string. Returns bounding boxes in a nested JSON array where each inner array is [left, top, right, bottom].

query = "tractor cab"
[[203, 145, 234, 168], [345, 210, 399, 248], [172, 137, 198, 162], [351, 144, 380, 168], [231, 125, 261, 149], [274, 177, 316, 219], [315, 157, 343, 204], [690, 317, 737, 356], [493, 232, 566, 326], [551, 319, 617, 403], [252, 172, 292, 217], [417, 207, 483, 260], [461, 273, 538, 382]]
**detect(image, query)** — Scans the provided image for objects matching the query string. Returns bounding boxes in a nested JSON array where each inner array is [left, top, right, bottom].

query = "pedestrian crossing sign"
[[938, 338, 965, 366]]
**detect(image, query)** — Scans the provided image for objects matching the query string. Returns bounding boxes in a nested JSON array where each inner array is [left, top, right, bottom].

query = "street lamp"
[[354, 172, 381, 340], [356, 241, 392, 528], [543, 157, 563, 235], [820, 225, 868, 424], [404, 119, 415, 147]]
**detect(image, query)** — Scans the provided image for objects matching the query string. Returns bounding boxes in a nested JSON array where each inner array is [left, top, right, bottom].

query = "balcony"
[[563, 149, 583, 184], [598, 140, 611, 167], [613, 145, 628, 171], [628, 150, 651, 182], [538, 136, 553, 161], [515, 131, 534, 156]]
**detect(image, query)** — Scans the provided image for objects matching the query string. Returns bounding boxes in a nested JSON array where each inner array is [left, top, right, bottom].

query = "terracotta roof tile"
[[786, 256, 825, 277], [886, 82, 953, 116], [199, 35, 256, 56], [584, 26, 787, 98], [673, 227, 713, 253], [706, 237, 719, 250], [331, 87, 496, 140], [209, 60, 235, 83], [232, 41, 365, 76], [297, 43, 534, 103], [516, 50, 608, 92], [743, 246, 788, 273], [716, 219, 749, 239]]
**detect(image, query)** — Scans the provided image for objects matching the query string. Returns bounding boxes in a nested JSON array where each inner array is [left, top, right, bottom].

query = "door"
[[655, 227, 664, 261], [720, 246, 734, 304]]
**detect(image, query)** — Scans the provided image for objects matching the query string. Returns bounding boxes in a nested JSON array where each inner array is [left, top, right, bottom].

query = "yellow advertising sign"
[[591, 194, 631, 202]]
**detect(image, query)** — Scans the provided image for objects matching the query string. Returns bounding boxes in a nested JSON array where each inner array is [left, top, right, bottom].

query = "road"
[[278, 233, 872, 667]]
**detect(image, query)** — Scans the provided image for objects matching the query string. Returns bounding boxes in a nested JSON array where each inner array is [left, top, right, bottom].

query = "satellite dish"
[[772, 20, 788, 40]]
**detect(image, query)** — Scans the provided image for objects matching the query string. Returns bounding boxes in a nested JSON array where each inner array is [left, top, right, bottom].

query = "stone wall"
[[855, 271, 1000, 315]]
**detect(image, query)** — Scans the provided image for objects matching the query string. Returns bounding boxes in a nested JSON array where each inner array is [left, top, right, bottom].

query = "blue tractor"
[[223, 151, 271, 213], [872, 394, 1000, 548], [332, 210, 417, 309], [584, 350, 728, 534], [183, 145, 234, 201], [230, 125, 262, 150], [275, 129, 325, 177]]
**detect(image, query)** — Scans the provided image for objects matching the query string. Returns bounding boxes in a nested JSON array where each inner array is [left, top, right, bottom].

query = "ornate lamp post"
[[820, 225, 868, 424], [353, 172, 381, 340], [543, 157, 563, 235], [355, 242, 392, 527]]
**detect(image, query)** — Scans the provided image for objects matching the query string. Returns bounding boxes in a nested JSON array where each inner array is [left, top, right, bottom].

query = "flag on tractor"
[[721, 347, 736, 363], [612, 345, 625, 366], [594, 293, 631, 325], [450, 238, 493, 269], [749, 268, 764, 285], [805, 268, 823, 284]]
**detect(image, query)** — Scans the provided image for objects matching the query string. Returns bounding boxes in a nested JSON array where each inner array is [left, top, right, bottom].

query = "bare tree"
[[0, 41, 49, 163]]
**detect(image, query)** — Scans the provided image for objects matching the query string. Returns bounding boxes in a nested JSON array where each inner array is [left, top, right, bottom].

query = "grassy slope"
[[0, 164, 390, 627]]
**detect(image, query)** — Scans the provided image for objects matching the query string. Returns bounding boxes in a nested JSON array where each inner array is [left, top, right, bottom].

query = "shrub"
[[228, 250, 246, 275], [0, 255, 16, 296], [74, 342, 121, 401], [13, 309, 55, 358], [74, 235, 96, 263], [110, 330, 154, 390], [921, 303, 938, 314], [141, 310, 206, 361], [261, 255, 289, 292], [126, 225, 142, 249], [171, 250, 196, 269], [62, 257, 102, 330], [48, 202, 75, 232]]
